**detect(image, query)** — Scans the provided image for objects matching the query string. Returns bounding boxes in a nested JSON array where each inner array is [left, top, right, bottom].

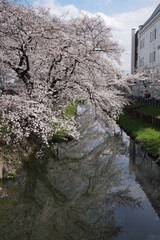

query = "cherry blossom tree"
[[0, 1, 128, 146], [126, 69, 160, 99]]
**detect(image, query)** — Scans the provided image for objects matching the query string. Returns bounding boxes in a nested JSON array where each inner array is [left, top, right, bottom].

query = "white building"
[[131, 4, 160, 73]]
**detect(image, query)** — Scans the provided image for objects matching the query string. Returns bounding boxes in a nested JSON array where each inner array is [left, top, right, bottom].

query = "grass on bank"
[[118, 113, 160, 162], [63, 102, 77, 118]]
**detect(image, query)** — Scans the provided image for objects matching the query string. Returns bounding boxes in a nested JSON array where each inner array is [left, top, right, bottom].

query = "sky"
[[28, 0, 160, 72]]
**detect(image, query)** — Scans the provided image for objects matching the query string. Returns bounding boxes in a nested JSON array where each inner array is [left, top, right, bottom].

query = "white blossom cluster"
[[0, 95, 79, 146], [126, 69, 160, 99]]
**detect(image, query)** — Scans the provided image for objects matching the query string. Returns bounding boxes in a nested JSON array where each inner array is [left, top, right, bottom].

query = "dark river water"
[[0, 106, 160, 240]]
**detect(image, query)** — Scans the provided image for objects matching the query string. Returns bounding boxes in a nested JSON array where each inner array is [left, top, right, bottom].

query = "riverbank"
[[0, 102, 78, 179], [118, 109, 160, 163]]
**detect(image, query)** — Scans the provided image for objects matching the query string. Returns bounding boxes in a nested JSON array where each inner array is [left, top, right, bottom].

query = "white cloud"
[[33, 0, 155, 72], [33, 0, 80, 18]]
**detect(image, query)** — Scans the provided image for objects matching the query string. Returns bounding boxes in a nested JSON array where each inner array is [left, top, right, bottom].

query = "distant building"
[[131, 4, 160, 73]]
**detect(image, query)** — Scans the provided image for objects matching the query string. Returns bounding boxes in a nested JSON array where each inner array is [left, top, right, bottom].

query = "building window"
[[154, 51, 156, 61], [155, 29, 156, 39], [149, 51, 156, 63], [140, 38, 145, 49], [150, 29, 156, 42]]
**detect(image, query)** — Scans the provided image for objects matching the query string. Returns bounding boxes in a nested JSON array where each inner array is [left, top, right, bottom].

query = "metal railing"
[[126, 108, 160, 127]]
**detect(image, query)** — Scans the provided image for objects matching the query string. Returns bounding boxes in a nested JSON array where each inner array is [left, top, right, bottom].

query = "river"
[[0, 105, 160, 240]]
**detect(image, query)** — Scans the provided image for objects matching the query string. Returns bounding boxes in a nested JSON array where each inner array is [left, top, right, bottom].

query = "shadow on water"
[[0, 104, 160, 240]]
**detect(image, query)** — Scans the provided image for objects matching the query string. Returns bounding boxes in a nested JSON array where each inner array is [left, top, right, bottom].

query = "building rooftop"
[[140, 4, 160, 30]]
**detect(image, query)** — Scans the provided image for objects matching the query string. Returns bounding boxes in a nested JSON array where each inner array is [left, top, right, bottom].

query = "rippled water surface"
[[0, 106, 160, 240]]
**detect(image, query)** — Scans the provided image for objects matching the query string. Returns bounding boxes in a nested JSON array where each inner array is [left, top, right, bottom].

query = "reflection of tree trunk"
[[129, 139, 136, 175], [130, 139, 136, 164]]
